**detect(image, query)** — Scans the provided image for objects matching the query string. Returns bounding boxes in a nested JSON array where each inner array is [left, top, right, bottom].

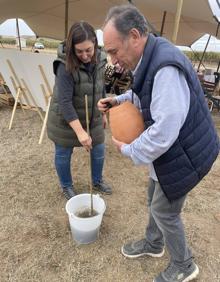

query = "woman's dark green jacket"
[[47, 44, 107, 147]]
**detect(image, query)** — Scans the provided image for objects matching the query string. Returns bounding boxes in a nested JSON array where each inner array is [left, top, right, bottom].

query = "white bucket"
[[65, 193, 106, 244]]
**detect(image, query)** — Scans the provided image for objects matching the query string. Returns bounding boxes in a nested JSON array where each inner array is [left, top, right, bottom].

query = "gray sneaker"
[[63, 187, 76, 200], [93, 180, 112, 195], [153, 261, 199, 282], [121, 238, 165, 258]]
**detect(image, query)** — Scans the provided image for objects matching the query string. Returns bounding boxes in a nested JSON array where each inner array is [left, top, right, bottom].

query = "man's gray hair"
[[104, 4, 148, 37]]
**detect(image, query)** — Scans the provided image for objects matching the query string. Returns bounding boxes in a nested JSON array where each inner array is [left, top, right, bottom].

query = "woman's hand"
[[69, 119, 92, 151], [97, 97, 118, 113], [77, 130, 92, 151]]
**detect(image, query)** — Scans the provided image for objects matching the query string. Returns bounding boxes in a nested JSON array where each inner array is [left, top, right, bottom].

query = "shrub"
[[0, 38, 16, 45], [183, 50, 220, 63]]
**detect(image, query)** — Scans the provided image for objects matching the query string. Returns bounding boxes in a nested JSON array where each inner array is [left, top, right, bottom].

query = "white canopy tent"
[[134, 0, 220, 46], [0, 0, 219, 46]]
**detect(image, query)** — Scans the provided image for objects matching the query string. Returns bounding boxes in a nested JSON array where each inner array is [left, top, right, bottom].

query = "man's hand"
[[114, 63, 124, 74], [102, 113, 108, 129], [112, 136, 126, 152], [97, 97, 117, 113]]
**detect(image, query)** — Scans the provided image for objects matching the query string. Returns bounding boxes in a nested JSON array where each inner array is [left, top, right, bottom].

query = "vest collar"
[[133, 34, 157, 93]]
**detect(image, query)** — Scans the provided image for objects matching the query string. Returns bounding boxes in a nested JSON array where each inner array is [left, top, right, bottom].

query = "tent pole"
[[197, 21, 219, 73], [16, 18, 22, 51], [160, 11, 167, 36], [216, 60, 220, 73], [172, 0, 183, 44], [190, 47, 206, 70], [197, 21, 220, 72], [197, 35, 211, 72], [215, 21, 220, 38], [214, 21, 220, 72], [65, 0, 69, 39]]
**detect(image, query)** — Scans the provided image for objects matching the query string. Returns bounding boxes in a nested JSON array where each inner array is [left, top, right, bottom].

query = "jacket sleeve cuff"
[[121, 144, 131, 157]]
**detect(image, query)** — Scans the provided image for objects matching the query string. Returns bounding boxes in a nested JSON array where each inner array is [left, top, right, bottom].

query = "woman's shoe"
[[62, 187, 76, 200], [93, 180, 112, 195]]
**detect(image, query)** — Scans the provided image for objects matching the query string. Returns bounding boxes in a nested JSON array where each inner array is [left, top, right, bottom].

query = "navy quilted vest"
[[133, 34, 219, 201]]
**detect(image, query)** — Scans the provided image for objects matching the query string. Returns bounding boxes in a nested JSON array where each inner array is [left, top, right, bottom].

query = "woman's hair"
[[65, 21, 98, 72]]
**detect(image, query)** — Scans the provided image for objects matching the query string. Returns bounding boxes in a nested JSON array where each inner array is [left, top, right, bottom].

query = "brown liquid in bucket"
[[75, 208, 99, 218]]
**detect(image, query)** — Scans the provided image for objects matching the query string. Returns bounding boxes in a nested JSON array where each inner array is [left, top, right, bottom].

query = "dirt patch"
[[0, 106, 220, 282]]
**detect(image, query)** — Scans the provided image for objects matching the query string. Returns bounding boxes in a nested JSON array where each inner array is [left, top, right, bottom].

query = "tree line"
[[1, 36, 220, 64]]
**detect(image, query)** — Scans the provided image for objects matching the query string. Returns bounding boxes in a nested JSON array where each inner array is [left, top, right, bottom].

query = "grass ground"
[[0, 105, 220, 282]]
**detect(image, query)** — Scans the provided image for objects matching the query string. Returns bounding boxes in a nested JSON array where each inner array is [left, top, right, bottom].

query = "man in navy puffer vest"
[[98, 4, 219, 282]]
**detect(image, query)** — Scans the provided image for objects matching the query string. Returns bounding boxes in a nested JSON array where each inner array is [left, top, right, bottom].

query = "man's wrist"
[[113, 97, 119, 105]]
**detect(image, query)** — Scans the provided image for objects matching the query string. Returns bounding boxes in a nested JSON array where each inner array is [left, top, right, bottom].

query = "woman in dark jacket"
[[47, 21, 112, 199]]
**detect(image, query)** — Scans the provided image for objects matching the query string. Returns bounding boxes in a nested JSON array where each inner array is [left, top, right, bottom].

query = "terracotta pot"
[[109, 101, 144, 143]]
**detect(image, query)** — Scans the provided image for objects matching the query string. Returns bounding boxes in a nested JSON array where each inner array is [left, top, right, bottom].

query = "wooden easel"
[[7, 59, 44, 130], [0, 72, 14, 106], [38, 64, 53, 144], [0, 72, 7, 93]]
